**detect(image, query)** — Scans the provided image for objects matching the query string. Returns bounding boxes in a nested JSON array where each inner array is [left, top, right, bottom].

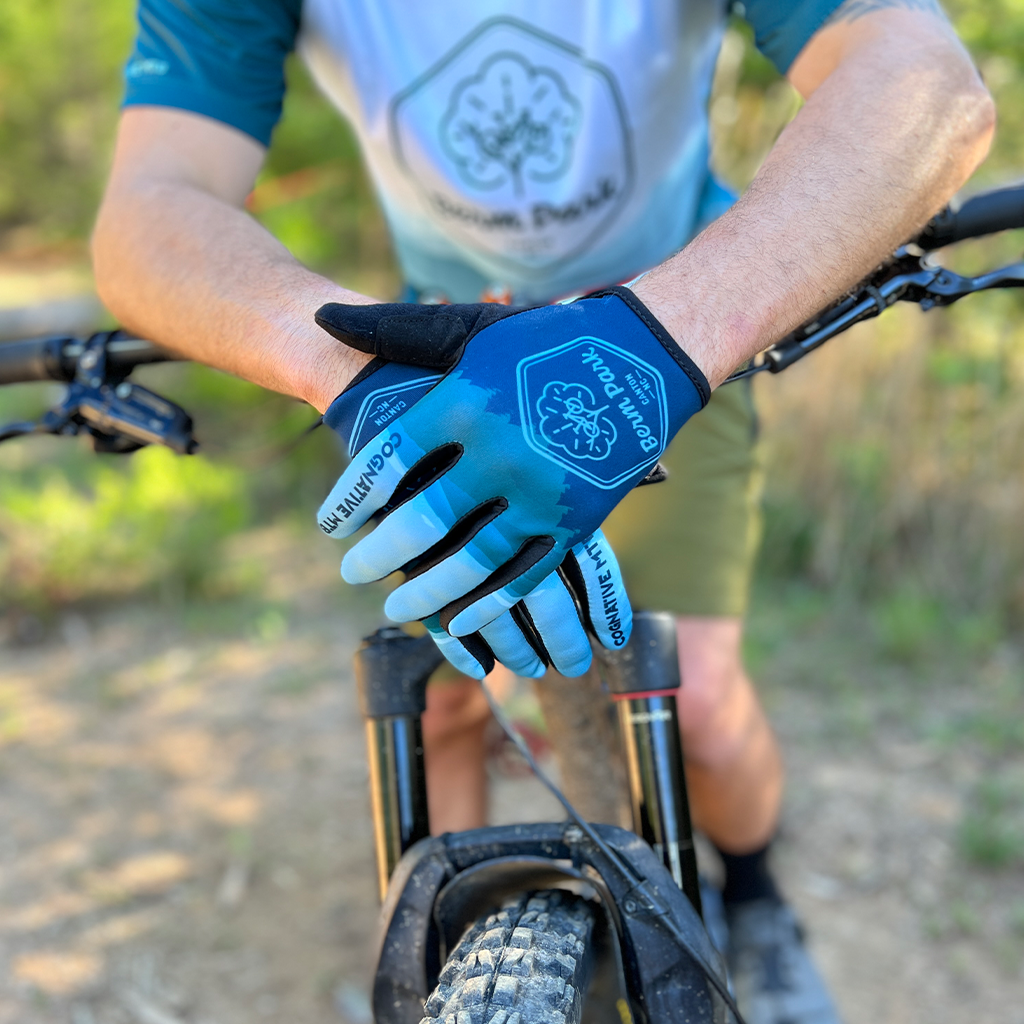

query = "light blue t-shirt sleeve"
[[123, 0, 302, 147], [738, 0, 845, 73]]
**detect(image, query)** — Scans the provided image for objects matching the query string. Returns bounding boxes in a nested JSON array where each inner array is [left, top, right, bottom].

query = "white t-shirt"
[[299, 2, 725, 301]]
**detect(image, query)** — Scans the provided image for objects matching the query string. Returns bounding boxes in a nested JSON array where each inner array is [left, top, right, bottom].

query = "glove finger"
[[382, 517, 523, 621], [316, 424, 423, 538], [423, 615, 495, 680], [479, 613, 547, 679], [520, 575, 593, 678], [316, 302, 460, 365], [559, 529, 632, 652], [341, 487, 492, 584], [424, 610, 549, 681], [443, 544, 566, 636], [316, 301, 524, 367]]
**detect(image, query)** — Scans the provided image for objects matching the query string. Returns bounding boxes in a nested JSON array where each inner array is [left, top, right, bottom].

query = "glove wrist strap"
[[586, 285, 711, 407]]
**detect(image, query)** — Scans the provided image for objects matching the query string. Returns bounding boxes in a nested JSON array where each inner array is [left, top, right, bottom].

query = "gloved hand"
[[316, 287, 708, 658], [323, 354, 633, 679]]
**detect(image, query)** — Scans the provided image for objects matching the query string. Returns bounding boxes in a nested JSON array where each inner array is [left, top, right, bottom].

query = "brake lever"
[[0, 331, 199, 454], [911, 259, 1024, 308], [734, 251, 1024, 380]]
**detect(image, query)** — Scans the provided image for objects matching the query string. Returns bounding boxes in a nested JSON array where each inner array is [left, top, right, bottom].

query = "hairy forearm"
[[93, 175, 371, 412], [634, 19, 994, 388]]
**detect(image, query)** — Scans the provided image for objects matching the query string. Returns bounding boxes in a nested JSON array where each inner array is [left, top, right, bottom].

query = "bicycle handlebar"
[[916, 183, 1024, 250], [0, 332, 176, 386], [0, 331, 194, 453]]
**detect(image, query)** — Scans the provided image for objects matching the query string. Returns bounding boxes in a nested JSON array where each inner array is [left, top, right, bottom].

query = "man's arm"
[[92, 107, 373, 413], [632, 0, 995, 388]]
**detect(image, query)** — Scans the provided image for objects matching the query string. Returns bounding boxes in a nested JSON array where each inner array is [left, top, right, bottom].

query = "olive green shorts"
[[601, 380, 764, 619]]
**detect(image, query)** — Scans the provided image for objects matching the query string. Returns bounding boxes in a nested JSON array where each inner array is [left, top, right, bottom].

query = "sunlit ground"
[[0, 514, 1021, 1024]]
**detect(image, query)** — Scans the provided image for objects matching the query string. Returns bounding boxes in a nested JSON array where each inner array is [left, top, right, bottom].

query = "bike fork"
[[354, 615, 704, 920], [602, 611, 703, 918], [353, 628, 443, 900]]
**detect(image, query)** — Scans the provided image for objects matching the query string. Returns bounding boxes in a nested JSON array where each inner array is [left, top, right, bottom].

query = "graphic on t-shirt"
[[390, 17, 634, 271], [536, 381, 617, 460], [440, 52, 582, 197]]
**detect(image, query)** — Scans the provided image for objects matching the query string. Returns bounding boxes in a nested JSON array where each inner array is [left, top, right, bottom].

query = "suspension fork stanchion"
[[600, 611, 703, 918], [365, 716, 429, 899], [352, 627, 444, 900]]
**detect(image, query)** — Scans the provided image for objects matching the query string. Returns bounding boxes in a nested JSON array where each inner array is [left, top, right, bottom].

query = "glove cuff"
[[585, 285, 711, 408], [324, 358, 443, 456]]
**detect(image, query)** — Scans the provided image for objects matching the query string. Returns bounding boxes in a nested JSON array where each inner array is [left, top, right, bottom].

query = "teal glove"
[[324, 356, 632, 679], [316, 287, 708, 645]]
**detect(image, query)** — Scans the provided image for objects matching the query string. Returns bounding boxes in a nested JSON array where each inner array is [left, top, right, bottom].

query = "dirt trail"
[[1, 532, 1021, 1024]]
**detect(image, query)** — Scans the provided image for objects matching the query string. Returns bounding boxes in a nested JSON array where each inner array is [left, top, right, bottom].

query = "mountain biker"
[[91, 2, 993, 1022]]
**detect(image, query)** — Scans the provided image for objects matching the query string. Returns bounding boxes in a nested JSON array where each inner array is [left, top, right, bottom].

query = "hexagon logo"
[[389, 17, 634, 271], [516, 337, 668, 489]]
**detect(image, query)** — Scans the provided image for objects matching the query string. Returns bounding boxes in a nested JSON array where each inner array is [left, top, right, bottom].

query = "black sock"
[[716, 841, 780, 905]]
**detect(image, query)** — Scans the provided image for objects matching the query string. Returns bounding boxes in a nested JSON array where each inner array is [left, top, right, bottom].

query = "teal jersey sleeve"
[[738, 0, 844, 73], [123, 0, 302, 146]]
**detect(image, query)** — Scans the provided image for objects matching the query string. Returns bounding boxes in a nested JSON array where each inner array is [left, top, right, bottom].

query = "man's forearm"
[[92, 113, 372, 412], [635, 14, 995, 388]]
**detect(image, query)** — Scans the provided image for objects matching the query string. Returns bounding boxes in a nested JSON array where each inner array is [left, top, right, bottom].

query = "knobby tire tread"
[[420, 889, 597, 1024]]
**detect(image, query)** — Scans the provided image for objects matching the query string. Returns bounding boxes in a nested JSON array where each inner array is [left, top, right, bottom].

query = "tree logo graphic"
[[440, 51, 582, 198], [518, 339, 666, 489], [389, 17, 634, 270], [536, 381, 617, 461]]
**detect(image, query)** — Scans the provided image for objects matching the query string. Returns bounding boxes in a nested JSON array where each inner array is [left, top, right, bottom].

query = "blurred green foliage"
[[1, 444, 247, 607], [0, 0, 135, 241], [958, 773, 1024, 868], [0, 361, 347, 611]]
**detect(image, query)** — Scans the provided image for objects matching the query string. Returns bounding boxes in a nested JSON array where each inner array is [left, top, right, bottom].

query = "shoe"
[[724, 898, 841, 1024]]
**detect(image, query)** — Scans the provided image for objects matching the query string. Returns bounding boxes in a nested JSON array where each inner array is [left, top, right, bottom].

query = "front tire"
[[421, 889, 598, 1024]]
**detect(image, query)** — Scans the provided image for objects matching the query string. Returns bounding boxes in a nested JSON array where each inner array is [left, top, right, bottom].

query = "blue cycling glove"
[[323, 355, 633, 679], [316, 287, 708, 652]]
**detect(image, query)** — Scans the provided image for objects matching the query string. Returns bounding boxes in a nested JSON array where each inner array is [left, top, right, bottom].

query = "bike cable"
[[478, 677, 749, 1024]]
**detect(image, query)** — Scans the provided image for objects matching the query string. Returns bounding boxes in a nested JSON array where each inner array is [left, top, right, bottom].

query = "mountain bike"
[[3, 183, 1024, 1024]]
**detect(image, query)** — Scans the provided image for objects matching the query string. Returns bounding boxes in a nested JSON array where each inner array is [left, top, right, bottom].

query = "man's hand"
[[314, 288, 707, 638], [92, 108, 374, 411], [325, 356, 634, 678], [632, 0, 995, 387]]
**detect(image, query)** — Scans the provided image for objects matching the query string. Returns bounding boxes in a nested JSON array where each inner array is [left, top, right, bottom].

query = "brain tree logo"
[[389, 18, 634, 268], [440, 52, 582, 198], [536, 381, 617, 460], [517, 338, 668, 490]]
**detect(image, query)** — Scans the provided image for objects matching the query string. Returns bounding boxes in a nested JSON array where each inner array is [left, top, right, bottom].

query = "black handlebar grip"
[[0, 336, 74, 384], [917, 184, 1024, 251], [0, 333, 175, 385]]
